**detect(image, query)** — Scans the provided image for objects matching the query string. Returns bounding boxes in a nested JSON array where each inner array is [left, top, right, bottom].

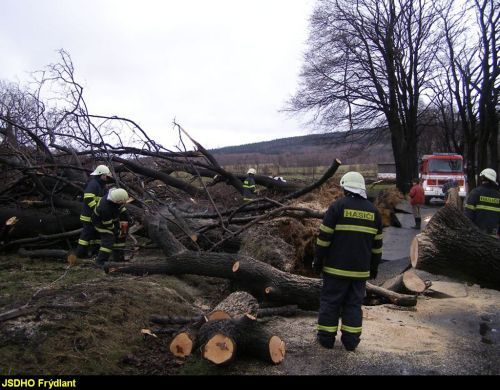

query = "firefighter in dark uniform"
[[242, 168, 257, 202], [465, 168, 500, 237], [74, 165, 112, 259], [313, 171, 383, 351], [92, 188, 131, 266]]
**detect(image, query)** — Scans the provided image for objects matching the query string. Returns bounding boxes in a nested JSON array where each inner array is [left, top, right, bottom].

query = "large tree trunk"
[[105, 252, 417, 308], [0, 208, 81, 242], [410, 206, 500, 289]]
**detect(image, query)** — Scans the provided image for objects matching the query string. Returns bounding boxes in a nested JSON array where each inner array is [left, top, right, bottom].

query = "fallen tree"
[[410, 205, 500, 290]]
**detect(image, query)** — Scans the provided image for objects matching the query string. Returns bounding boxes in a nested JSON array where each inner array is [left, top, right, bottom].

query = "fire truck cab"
[[419, 153, 467, 204]]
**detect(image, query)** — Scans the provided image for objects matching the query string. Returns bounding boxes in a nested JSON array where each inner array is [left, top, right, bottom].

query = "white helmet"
[[480, 168, 497, 183], [108, 188, 129, 204], [340, 171, 366, 191], [247, 168, 256, 175], [90, 165, 111, 177]]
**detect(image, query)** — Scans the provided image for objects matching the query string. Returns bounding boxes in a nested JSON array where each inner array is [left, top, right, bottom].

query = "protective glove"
[[312, 257, 323, 274], [370, 268, 378, 280]]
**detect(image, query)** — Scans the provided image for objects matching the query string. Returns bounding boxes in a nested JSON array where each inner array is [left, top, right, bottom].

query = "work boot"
[[112, 252, 125, 262], [95, 253, 108, 268], [75, 245, 90, 259], [344, 344, 357, 352], [412, 217, 421, 230], [316, 334, 335, 349]]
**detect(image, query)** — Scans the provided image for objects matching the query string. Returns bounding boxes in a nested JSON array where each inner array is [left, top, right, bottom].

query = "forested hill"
[[211, 130, 394, 167]]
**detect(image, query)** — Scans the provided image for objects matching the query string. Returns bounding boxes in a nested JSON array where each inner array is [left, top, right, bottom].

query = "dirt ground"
[[0, 205, 498, 375]]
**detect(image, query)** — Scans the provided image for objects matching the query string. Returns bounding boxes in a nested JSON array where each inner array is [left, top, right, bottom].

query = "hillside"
[[211, 130, 394, 168]]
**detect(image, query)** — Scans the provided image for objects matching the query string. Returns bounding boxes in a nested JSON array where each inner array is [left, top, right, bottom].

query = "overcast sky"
[[0, 0, 316, 149]]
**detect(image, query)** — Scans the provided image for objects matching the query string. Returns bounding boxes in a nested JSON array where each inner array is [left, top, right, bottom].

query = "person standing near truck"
[[409, 178, 425, 229]]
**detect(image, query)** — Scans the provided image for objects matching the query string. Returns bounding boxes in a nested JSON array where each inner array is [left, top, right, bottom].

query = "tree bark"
[[210, 291, 259, 318], [410, 205, 500, 289]]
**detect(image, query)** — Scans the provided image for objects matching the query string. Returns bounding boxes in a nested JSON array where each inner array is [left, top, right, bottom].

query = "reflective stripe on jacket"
[[92, 197, 130, 233], [80, 177, 107, 222], [464, 182, 500, 235], [315, 194, 383, 279], [242, 175, 256, 201]]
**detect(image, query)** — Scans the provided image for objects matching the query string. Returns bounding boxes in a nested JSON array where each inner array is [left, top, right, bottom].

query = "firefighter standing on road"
[[74, 165, 112, 259], [464, 168, 500, 237], [313, 171, 383, 351], [93, 188, 132, 266], [242, 168, 257, 202]]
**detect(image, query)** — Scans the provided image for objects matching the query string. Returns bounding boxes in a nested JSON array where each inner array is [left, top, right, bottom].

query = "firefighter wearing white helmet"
[[90, 165, 112, 177], [91, 187, 132, 266], [242, 168, 257, 202], [465, 168, 499, 236], [313, 171, 382, 351], [74, 165, 114, 260]]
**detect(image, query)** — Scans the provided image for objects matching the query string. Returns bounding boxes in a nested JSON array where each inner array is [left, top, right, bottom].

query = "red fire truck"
[[420, 153, 467, 204]]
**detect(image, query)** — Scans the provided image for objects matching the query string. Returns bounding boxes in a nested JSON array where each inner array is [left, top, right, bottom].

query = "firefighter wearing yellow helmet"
[[313, 171, 383, 351]]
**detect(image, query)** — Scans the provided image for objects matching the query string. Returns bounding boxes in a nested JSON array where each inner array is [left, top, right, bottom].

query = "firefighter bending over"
[[313, 171, 383, 351], [93, 188, 132, 266]]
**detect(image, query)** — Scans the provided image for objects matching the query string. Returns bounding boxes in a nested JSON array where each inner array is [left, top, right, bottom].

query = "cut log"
[[203, 333, 236, 365], [169, 331, 196, 358], [206, 310, 231, 321], [198, 314, 285, 365], [210, 291, 259, 318], [410, 206, 500, 290], [0, 208, 81, 242], [381, 270, 426, 294], [168, 315, 208, 358]]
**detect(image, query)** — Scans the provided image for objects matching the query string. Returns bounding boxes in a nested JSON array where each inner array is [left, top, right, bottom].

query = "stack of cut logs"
[[156, 292, 287, 366]]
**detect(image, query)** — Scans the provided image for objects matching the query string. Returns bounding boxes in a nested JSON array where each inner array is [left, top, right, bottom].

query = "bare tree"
[[430, 0, 499, 187], [474, 0, 499, 174], [289, 0, 443, 192]]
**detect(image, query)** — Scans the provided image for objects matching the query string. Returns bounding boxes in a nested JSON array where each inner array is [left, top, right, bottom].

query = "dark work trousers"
[[75, 222, 99, 258], [95, 226, 126, 265], [317, 274, 366, 350]]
